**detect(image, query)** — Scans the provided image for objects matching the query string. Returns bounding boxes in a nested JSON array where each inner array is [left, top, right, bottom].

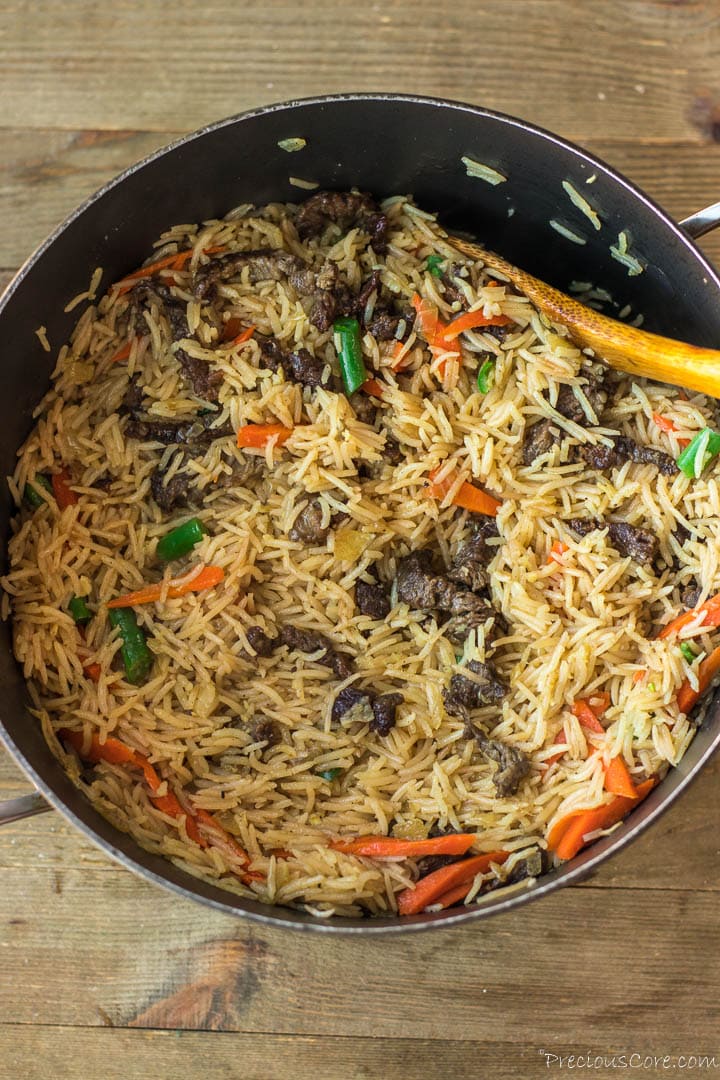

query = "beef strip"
[[125, 413, 234, 446], [568, 518, 658, 565], [348, 391, 377, 425], [245, 626, 277, 658], [331, 686, 374, 725], [355, 578, 391, 619], [250, 716, 282, 748], [290, 497, 331, 544], [130, 280, 223, 402], [485, 848, 545, 891], [471, 728, 531, 797], [257, 335, 332, 389], [522, 419, 564, 465], [150, 458, 197, 512], [578, 435, 677, 475], [396, 550, 503, 645], [448, 527, 498, 592], [442, 660, 507, 716], [681, 582, 702, 609], [194, 249, 316, 300], [382, 435, 404, 466], [554, 367, 608, 424], [371, 692, 403, 736], [439, 264, 467, 307], [120, 375, 144, 416], [280, 625, 355, 679], [295, 191, 388, 252], [442, 608, 503, 649]]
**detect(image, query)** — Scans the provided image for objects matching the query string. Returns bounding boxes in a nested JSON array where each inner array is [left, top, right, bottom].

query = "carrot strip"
[[411, 293, 460, 382], [236, 423, 294, 449], [397, 851, 509, 915], [548, 778, 656, 861], [652, 413, 678, 434], [330, 834, 476, 858], [543, 728, 568, 768], [428, 880, 478, 911], [633, 669, 647, 685], [361, 378, 385, 399], [58, 729, 261, 874], [229, 324, 256, 347], [109, 339, 136, 364], [107, 565, 224, 608], [548, 540, 569, 566], [114, 244, 226, 295], [657, 591, 720, 640], [426, 467, 501, 517], [51, 469, 79, 509], [83, 662, 102, 683], [603, 755, 638, 799], [677, 643, 720, 714], [571, 699, 605, 735], [442, 309, 511, 340]]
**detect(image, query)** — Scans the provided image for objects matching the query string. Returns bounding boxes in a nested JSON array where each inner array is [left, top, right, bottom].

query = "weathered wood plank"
[[0, 129, 719, 273], [2, 745, 718, 888], [1, 866, 718, 1045], [0, 1, 719, 141], [4, 1026, 714, 1080]]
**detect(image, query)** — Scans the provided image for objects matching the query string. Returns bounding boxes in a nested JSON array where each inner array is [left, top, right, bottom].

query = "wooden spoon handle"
[[449, 235, 720, 398]]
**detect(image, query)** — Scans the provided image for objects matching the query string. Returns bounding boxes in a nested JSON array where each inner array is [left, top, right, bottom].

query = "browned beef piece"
[[257, 335, 331, 389], [365, 309, 408, 341], [555, 368, 608, 425], [130, 281, 223, 402], [246, 626, 277, 658], [120, 375, 144, 416], [443, 660, 507, 716], [681, 581, 702, 609], [448, 531, 496, 592], [349, 391, 377, 425], [442, 608, 502, 648], [290, 497, 331, 544], [396, 551, 442, 610], [125, 413, 233, 446], [250, 716, 282, 748], [382, 435, 404, 466], [93, 472, 114, 491], [194, 249, 315, 300], [150, 459, 195, 512], [522, 419, 563, 465], [568, 518, 658, 565], [355, 271, 382, 316], [331, 686, 374, 725], [295, 191, 388, 252], [371, 692, 403, 736], [579, 435, 677, 475], [280, 625, 355, 679], [439, 264, 467, 307], [485, 848, 545, 891], [472, 730, 530, 796], [355, 578, 391, 619]]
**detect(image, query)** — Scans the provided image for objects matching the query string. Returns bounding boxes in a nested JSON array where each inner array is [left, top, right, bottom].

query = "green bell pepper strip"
[[108, 608, 153, 685], [426, 254, 444, 277], [156, 517, 207, 561], [333, 318, 367, 396], [24, 474, 52, 508], [318, 768, 342, 782], [477, 358, 495, 394], [677, 428, 720, 478], [68, 596, 92, 625], [679, 642, 697, 664]]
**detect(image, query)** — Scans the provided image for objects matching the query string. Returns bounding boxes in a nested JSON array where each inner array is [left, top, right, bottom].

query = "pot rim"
[[2, 91, 719, 934]]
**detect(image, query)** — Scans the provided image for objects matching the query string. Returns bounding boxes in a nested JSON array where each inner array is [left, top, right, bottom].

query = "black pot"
[[1, 94, 719, 933]]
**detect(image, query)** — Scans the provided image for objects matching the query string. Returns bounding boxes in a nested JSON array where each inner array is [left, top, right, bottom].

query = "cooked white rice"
[[2, 195, 715, 918]]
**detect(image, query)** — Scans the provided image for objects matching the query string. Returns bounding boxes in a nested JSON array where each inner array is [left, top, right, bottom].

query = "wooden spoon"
[[448, 235, 720, 399]]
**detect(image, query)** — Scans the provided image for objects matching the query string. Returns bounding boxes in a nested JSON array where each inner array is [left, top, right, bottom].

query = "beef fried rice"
[[3, 191, 719, 917]]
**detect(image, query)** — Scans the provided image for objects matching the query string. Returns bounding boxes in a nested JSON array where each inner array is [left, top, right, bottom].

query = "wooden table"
[[1, 3, 719, 1077]]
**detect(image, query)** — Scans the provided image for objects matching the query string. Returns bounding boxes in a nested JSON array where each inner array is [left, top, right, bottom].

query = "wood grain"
[[0, 1, 719, 141], [1, 863, 718, 1052]]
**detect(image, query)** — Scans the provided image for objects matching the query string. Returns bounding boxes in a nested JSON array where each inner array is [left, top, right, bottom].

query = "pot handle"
[[0, 791, 52, 825], [679, 200, 720, 240]]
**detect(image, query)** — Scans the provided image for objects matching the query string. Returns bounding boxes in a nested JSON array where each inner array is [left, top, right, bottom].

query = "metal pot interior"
[[2, 94, 719, 932]]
